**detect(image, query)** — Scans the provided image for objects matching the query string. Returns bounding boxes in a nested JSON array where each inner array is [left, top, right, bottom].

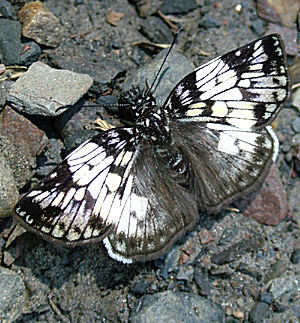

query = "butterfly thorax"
[[119, 86, 171, 146]]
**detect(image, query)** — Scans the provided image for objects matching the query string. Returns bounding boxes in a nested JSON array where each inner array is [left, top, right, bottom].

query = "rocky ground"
[[0, 0, 299, 322]]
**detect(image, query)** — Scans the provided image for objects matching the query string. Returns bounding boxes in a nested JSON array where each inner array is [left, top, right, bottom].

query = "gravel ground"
[[0, 0, 299, 322]]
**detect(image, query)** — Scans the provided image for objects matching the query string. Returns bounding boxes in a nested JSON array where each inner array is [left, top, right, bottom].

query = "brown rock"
[[18, 1, 64, 47], [0, 106, 48, 188], [265, 24, 298, 56], [106, 12, 124, 27], [232, 310, 245, 319], [199, 228, 214, 244], [257, 0, 300, 29], [240, 164, 288, 225]]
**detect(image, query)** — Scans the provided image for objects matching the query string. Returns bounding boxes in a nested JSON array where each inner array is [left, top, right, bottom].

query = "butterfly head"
[[119, 86, 156, 119]]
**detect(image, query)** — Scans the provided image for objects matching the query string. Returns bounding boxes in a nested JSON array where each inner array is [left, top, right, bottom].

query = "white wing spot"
[[186, 108, 204, 117], [218, 133, 239, 156], [238, 79, 251, 87], [51, 191, 65, 207], [106, 173, 122, 192], [50, 172, 57, 179], [74, 187, 86, 201], [27, 190, 43, 198], [211, 88, 243, 101], [211, 101, 228, 117]]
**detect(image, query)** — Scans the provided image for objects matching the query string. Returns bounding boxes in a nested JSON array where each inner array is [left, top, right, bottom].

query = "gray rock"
[[123, 48, 195, 107], [140, 16, 173, 43], [0, 19, 21, 65], [194, 269, 212, 296], [176, 265, 194, 281], [269, 276, 299, 300], [0, 19, 41, 66], [292, 133, 300, 146], [7, 62, 93, 116], [249, 302, 271, 323], [162, 246, 181, 274], [48, 44, 127, 95], [130, 290, 225, 323], [199, 14, 222, 28], [0, 154, 19, 218], [130, 280, 151, 296], [0, 85, 6, 110], [0, 267, 27, 322], [160, 0, 197, 14], [291, 117, 300, 133], [287, 180, 300, 224], [211, 234, 264, 265], [291, 249, 300, 264], [0, 0, 15, 19], [35, 138, 64, 177], [251, 18, 266, 36]]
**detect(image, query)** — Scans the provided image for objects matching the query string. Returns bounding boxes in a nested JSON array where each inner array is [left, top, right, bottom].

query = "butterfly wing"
[[160, 34, 289, 215], [14, 127, 139, 246], [14, 127, 199, 262], [165, 34, 289, 129], [169, 121, 278, 214], [103, 142, 199, 263]]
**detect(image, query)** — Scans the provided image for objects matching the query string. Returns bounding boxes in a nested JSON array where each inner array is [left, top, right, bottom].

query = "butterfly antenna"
[[146, 28, 183, 96]]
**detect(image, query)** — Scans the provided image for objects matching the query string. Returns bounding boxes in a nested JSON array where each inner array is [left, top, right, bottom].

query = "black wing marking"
[[14, 127, 138, 246], [165, 34, 289, 129]]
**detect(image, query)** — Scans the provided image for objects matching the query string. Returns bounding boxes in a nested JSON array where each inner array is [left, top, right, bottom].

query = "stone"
[[0, 19, 41, 66], [18, 1, 64, 47], [265, 24, 298, 56], [199, 13, 222, 28], [130, 290, 225, 322], [160, 0, 197, 15], [0, 155, 18, 218], [0, 267, 26, 322], [140, 16, 173, 43], [7, 62, 93, 116], [0, 106, 47, 188], [249, 302, 271, 323], [291, 249, 300, 265], [0, 0, 15, 18], [123, 48, 194, 107], [211, 234, 263, 265], [48, 44, 126, 95], [256, 0, 300, 29], [238, 165, 288, 225]]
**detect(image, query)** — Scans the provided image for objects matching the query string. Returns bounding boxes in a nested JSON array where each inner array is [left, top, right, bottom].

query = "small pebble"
[[232, 310, 244, 319]]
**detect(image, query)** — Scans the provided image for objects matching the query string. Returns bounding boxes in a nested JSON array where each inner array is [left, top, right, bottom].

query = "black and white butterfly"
[[14, 34, 289, 263]]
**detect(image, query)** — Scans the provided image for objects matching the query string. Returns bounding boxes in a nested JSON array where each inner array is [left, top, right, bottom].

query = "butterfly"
[[14, 34, 289, 263]]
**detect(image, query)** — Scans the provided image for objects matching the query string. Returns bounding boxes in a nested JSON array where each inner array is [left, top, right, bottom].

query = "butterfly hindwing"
[[14, 127, 138, 246], [170, 121, 277, 214], [165, 34, 289, 129], [103, 142, 199, 263]]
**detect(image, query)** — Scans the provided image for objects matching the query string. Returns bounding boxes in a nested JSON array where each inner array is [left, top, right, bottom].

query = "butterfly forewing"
[[165, 34, 289, 129], [14, 127, 138, 246]]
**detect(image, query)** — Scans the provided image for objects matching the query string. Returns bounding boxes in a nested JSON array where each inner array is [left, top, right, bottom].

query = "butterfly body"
[[14, 34, 289, 263]]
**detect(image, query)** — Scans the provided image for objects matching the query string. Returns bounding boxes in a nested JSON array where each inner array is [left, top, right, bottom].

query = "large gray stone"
[[130, 290, 225, 323], [0, 267, 27, 322], [7, 62, 93, 116]]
